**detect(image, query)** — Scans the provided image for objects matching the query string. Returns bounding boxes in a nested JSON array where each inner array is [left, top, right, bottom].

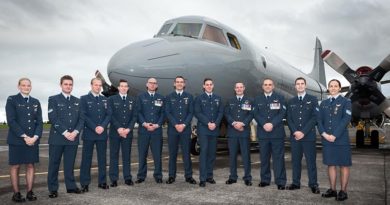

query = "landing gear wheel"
[[191, 136, 200, 156], [370, 130, 379, 149], [356, 130, 364, 148]]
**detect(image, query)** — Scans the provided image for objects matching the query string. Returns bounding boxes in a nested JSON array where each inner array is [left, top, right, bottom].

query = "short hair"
[[90, 77, 102, 85], [295, 77, 306, 84], [175, 76, 185, 82], [235, 82, 245, 87], [18, 77, 31, 85], [119, 79, 128, 83], [328, 79, 341, 87], [60, 75, 73, 84], [262, 78, 274, 84], [203, 78, 213, 84]]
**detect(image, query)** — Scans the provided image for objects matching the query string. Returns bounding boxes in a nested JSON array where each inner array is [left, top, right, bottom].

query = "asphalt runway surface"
[[0, 128, 389, 205]]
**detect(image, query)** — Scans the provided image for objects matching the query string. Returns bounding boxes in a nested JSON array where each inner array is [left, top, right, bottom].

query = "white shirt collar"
[[176, 90, 183, 95], [119, 93, 127, 98], [148, 91, 155, 95], [264, 92, 272, 97], [20, 93, 29, 98], [62, 92, 71, 98], [298, 92, 306, 99]]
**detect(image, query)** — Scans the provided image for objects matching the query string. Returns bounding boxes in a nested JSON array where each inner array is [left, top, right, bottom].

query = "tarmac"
[[0, 127, 389, 205]]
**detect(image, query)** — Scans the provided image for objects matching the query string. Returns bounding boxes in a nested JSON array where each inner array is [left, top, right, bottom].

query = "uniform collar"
[[176, 90, 183, 95], [297, 92, 306, 99], [90, 91, 100, 97], [119, 93, 127, 98], [205, 92, 213, 96], [148, 91, 155, 95], [20, 93, 29, 98], [264, 92, 273, 98], [62, 92, 71, 99]]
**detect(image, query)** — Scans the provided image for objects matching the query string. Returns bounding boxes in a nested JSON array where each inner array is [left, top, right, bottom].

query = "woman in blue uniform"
[[6, 78, 43, 202], [317, 79, 352, 201]]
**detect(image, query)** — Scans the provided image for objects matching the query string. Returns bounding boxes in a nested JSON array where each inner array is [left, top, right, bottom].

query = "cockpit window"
[[202, 25, 227, 45], [227, 33, 241, 50], [157, 23, 172, 36], [171, 23, 202, 38]]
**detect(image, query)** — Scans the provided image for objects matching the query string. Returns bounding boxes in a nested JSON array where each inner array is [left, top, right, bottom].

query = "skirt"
[[8, 144, 39, 165], [322, 145, 352, 166]]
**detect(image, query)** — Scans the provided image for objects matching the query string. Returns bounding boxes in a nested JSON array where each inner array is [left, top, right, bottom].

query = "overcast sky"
[[1, 0, 389, 122]]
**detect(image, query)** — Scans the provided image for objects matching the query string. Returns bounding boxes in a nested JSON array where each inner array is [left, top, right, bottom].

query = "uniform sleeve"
[[224, 100, 234, 125], [194, 96, 210, 125], [109, 97, 121, 129], [165, 95, 178, 126], [316, 102, 325, 135], [286, 99, 297, 134], [80, 96, 97, 129], [215, 96, 224, 125], [127, 98, 138, 129], [6, 97, 25, 137], [101, 98, 112, 128], [34, 100, 43, 138], [270, 96, 286, 127], [333, 99, 352, 139], [301, 96, 318, 135], [48, 96, 68, 134], [184, 95, 194, 126]]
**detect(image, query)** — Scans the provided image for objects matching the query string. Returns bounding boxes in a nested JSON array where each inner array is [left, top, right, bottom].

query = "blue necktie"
[[122, 96, 126, 102], [24, 97, 28, 103], [299, 96, 302, 101]]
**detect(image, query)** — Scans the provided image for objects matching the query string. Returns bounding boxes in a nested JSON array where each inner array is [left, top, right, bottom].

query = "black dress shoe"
[[336, 190, 348, 201], [81, 185, 89, 192], [67, 188, 82, 194], [12, 192, 26, 203], [185, 177, 197, 184], [155, 178, 163, 184], [259, 182, 270, 187], [49, 191, 58, 198], [26, 190, 37, 201], [321, 189, 337, 198], [206, 178, 216, 184], [98, 183, 109, 189], [244, 180, 252, 186], [199, 181, 206, 187], [166, 177, 175, 184], [277, 185, 286, 190], [135, 179, 145, 184], [125, 179, 134, 186], [225, 179, 237, 185], [310, 186, 320, 194], [286, 184, 300, 190], [110, 181, 118, 187]]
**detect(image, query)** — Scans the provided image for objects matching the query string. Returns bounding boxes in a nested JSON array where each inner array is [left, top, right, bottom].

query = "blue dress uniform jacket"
[[253, 92, 287, 186], [286, 94, 318, 187], [6, 93, 43, 145], [165, 91, 194, 179], [317, 96, 352, 166], [224, 96, 253, 181], [108, 94, 137, 182], [47, 93, 84, 192], [136, 92, 165, 180], [79, 92, 112, 185], [194, 93, 224, 182], [6, 93, 43, 165]]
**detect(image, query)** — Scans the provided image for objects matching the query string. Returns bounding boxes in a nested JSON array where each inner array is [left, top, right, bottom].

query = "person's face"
[[234, 83, 245, 96], [174, 78, 185, 91], [61, 79, 73, 95], [146, 78, 158, 92], [203, 80, 214, 93], [262, 79, 274, 94], [18, 80, 31, 95], [118, 82, 129, 95], [328, 81, 341, 96], [91, 79, 102, 94], [295, 79, 306, 94]]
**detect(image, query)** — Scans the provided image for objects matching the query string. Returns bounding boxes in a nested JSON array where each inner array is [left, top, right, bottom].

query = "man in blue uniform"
[[286, 77, 320, 194], [224, 82, 253, 186], [135, 77, 165, 184], [6, 78, 43, 202], [47, 75, 84, 198], [108, 79, 137, 187], [165, 76, 197, 185], [194, 78, 224, 187], [80, 78, 112, 192], [253, 78, 287, 190]]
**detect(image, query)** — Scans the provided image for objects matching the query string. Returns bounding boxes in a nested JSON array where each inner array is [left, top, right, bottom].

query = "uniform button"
[[179, 113, 182, 114], [70, 120, 72, 122], [28, 120, 31, 122], [69, 106, 71, 109], [151, 113, 154, 115], [69, 113, 71, 116], [27, 107, 30, 109], [299, 117, 301, 120], [28, 113, 30, 116], [299, 111, 302, 114], [28, 127, 31, 129]]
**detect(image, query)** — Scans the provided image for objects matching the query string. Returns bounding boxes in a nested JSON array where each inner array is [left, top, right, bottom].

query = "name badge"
[[154, 100, 163, 107], [270, 103, 280, 110]]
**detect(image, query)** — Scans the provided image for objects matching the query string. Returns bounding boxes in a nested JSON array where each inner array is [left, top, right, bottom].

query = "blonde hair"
[[18, 77, 31, 85]]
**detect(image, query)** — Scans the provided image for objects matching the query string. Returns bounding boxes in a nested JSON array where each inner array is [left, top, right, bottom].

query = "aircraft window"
[[227, 33, 241, 50], [171, 23, 202, 38], [202, 25, 227, 45], [157, 23, 172, 36]]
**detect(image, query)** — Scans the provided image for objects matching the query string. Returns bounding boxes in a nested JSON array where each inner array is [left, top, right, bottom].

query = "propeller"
[[321, 50, 390, 118]]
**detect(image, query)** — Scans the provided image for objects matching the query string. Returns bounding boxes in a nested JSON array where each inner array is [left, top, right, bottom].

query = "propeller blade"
[[380, 80, 390, 85], [321, 50, 357, 83], [369, 54, 390, 82], [379, 99, 390, 117]]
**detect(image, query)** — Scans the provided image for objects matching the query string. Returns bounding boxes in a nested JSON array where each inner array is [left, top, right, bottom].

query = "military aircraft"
[[98, 15, 388, 152]]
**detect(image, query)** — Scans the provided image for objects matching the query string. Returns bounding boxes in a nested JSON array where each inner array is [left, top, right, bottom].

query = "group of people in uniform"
[[5, 75, 352, 203]]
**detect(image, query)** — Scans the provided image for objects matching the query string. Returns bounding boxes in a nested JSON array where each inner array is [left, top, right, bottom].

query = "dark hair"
[[328, 79, 341, 87], [203, 78, 213, 84], [60, 75, 73, 84], [90, 77, 102, 85], [262, 78, 274, 84], [175, 76, 185, 82], [119, 79, 128, 83], [295, 77, 306, 84], [235, 82, 245, 87]]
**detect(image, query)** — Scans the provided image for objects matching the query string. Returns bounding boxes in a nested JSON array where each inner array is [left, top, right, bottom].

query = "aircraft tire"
[[191, 136, 200, 156], [370, 130, 379, 149], [356, 130, 364, 148]]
